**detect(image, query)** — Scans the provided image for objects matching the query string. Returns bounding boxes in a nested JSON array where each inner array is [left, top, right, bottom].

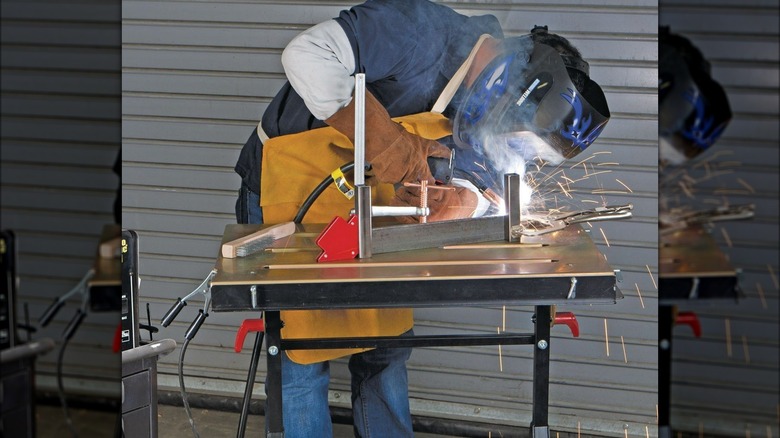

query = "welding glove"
[[325, 90, 452, 185], [392, 185, 479, 224]]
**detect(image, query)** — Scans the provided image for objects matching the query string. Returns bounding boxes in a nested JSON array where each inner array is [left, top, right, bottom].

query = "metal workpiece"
[[356, 185, 372, 259], [353, 74, 366, 186], [659, 224, 740, 301], [349, 206, 430, 217], [504, 173, 522, 242], [511, 204, 633, 237]]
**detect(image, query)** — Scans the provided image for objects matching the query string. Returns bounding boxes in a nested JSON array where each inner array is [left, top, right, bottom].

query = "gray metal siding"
[[659, 2, 780, 436], [121, 1, 658, 435], [1, 0, 121, 396]]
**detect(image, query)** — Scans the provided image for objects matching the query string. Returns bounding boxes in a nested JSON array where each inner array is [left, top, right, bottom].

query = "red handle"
[[675, 311, 701, 337], [553, 312, 579, 337], [234, 319, 265, 353]]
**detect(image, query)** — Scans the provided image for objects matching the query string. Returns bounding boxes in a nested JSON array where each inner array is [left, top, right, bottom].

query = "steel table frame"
[[210, 223, 622, 438]]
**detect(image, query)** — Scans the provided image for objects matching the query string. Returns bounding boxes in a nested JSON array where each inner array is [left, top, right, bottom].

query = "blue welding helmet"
[[452, 27, 610, 165], [659, 27, 732, 166]]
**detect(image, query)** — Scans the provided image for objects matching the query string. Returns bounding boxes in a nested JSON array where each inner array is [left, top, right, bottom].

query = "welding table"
[[209, 221, 622, 438], [658, 225, 741, 438]]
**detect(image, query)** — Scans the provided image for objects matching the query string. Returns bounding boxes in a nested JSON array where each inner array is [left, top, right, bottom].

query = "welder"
[[659, 26, 732, 168], [232, 1, 610, 436]]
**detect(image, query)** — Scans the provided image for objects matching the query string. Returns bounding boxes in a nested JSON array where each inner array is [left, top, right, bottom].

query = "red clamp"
[[675, 311, 701, 337], [315, 214, 359, 262], [553, 312, 580, 337], [234, 319, 265, 353]]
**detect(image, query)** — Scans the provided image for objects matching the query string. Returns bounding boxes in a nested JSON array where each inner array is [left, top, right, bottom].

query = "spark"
[[497, 327, 503, 372], [502, 306, 506, 332], [769, 265, 778, 290], [578, 421, 581, 438], [569, 151, 611, 169], [679, 180, 695, 198], [557, 181, 573, 199], [621, 336, 628, 363], [625, 428, 628, 438], [767, 425, 772, 438], [757, 283, 768, 309], [746, 425, 751, 438], [645, 426, 649, 438], [736, 178, 755, 193], [604, 319, 610, 357], [720, 227, 733, 248], [597, 162, 621, 166], [615, 178, 633, 193], [599, 228, 611, 247], [646, 265, 657, 290], [591, 189, 630, 195], [656, 404, 659, 423], [581, 199, 600, 204], [742, 335, 750, 364], [635, 284, 646, 309], [725, 318, 733, 357]]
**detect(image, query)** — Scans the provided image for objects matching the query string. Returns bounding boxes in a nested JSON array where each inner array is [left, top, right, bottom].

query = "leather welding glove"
[[325, 90, 452, 185], [392, 185, 479, 224]]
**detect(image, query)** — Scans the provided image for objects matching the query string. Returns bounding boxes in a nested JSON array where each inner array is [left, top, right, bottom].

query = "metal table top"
[[210, 222, 622, 312], [659, 225, 739, 301]]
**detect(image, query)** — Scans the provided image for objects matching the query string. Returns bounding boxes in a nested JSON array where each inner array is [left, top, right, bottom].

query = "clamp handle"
[[39, 299, 65, 327], [675, 311, 701, 337], [553, 312, 580, 337], [234, 319, 265, 353], [161, 298, 186, 327]]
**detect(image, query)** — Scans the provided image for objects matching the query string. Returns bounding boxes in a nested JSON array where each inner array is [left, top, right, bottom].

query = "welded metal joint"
[[250, 285, 257, 309], [688, 277, 700, 299], [504, 173, 522, 242], [567, 277, 577, 299]]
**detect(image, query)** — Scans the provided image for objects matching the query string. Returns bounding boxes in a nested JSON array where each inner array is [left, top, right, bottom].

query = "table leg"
[[532, 305, 551, 438], [237, 329, 264, 438], [658, 305, 673, 438], [264, 311, 285, 438]]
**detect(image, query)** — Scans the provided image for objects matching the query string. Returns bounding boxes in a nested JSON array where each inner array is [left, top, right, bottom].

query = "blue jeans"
[[236, 184, 414, 437], [279, 335, 414, 438]]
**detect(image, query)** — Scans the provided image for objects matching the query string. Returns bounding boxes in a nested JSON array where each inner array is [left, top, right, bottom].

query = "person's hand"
[[391, 185, 478, 224], [326, 90, 452, 184]]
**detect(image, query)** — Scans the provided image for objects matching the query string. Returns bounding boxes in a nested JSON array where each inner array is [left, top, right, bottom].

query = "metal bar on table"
[[504, 173, 521, 243], [356, 185, 372, 259], [353, 74, 366, 185]]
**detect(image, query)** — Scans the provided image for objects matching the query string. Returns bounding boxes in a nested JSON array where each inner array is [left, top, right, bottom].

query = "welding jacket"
[[249, 0, 502, 364]]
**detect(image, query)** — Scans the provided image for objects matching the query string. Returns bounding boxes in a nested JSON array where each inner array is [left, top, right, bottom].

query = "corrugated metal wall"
[[121, 1, 658, 436], [659, 1, 779, 436], [0, 0, 121, 397]]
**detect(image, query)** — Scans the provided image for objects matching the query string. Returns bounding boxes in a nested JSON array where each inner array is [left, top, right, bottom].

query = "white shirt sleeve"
[[281, 20, 356, 121]]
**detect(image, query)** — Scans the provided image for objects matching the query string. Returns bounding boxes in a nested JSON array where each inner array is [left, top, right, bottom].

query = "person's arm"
[[280, 20, 355, 121]]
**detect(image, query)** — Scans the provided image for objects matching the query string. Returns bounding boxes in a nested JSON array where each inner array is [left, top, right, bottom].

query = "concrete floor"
[[36, 403, 458, 437]]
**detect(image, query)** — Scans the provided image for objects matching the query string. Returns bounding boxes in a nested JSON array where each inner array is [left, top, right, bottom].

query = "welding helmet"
[[452, 26, 610, 165], [659, 27, 731, 166]]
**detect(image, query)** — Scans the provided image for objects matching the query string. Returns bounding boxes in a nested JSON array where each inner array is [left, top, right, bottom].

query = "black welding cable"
[[57, 335, 78, 437], [293, 162, 355, 224], [179, 337, 200, 438]]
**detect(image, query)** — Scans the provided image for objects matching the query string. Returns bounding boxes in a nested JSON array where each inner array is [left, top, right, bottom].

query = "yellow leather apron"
[[260, 112, 452, 364]]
